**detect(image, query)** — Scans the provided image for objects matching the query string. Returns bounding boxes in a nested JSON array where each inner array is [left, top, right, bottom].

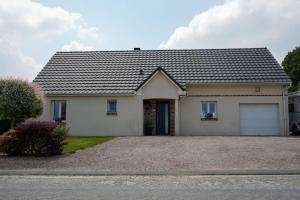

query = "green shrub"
[[53, 125, 70, 146], [0, 121, 70, 156]]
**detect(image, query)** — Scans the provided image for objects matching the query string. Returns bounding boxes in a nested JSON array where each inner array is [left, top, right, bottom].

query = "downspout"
[[282, 86, 286, 136], [282, 85, 289, 136]]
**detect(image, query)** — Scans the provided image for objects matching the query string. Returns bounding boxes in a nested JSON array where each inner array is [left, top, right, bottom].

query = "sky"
[[0, 0, 300, 80]]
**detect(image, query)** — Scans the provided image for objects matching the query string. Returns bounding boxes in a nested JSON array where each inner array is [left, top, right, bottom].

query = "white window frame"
[[107, 99, 117, 114], [201, 101, 217, 119], [51, 100, 66, 121]]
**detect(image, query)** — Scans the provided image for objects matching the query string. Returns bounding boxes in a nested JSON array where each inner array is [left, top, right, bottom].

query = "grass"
[[63, 136, 115, 154]]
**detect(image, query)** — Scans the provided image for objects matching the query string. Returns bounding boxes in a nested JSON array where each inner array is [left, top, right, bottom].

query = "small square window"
[[107, 100, 117, 115], [201, 101, 217, 120]]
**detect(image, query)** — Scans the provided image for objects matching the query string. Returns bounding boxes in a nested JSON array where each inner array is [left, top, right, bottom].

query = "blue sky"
[[36, 0, 223, 50], [0, 0, 300, 80]]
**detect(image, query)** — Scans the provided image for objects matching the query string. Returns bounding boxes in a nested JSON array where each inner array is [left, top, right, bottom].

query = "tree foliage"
[[282, 46, 300, 92], [0, 79, 44, 128]]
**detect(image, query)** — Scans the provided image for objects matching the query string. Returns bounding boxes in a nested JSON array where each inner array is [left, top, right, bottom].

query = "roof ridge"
[[55, 47, 269, 54]]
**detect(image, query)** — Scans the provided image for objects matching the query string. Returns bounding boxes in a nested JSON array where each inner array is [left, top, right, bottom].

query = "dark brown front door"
[[156, 102, 170, 135]]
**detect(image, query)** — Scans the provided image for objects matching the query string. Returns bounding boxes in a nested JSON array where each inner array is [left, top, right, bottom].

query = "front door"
[[156, 102, 170, 135]]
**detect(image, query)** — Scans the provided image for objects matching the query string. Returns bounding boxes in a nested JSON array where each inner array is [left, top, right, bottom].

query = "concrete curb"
[[1, 169, 300, 176]]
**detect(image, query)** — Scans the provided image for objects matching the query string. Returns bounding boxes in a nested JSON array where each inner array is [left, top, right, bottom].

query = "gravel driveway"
[[0, 136, 300, 172]]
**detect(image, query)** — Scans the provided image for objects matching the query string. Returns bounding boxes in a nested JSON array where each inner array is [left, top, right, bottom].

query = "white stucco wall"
[[180, 85, 287, 136], [39, 96, 143, 136], [39, 81, 288, 136], [186, 85, 283, 95], [140, 71, 180, 100]]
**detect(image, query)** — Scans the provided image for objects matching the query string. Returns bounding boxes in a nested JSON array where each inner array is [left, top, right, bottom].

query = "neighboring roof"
[[34, 48, 291, 95], [288, 91, 300, 97]]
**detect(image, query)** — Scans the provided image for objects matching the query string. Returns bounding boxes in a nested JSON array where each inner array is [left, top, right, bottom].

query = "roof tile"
[[33, 48, 291, 95]]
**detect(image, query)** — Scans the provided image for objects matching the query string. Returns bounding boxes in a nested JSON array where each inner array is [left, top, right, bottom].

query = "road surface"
[[0, 175, 300, 200]]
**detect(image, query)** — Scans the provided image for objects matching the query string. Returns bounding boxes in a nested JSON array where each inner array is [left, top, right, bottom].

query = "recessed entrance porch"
[[143, 99, 175, 136]]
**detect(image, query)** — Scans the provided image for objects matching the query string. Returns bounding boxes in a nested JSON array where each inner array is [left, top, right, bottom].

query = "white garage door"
[[240, 104, 279, 136]]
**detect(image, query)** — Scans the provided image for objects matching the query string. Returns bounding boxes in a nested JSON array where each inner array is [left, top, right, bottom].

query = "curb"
[[1, 169, 300, 176]]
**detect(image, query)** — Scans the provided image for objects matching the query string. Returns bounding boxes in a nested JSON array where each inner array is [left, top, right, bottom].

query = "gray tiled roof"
[[33, 48, 291, 95]]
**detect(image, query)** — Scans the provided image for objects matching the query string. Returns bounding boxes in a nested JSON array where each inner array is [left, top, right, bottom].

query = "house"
[[34, 48, 291, 136], [288, 91, 300, 134]]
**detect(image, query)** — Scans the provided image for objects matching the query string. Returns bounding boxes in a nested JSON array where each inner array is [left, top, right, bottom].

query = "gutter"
[[44, 92, 137, 97], [185, 82, 291, 86]]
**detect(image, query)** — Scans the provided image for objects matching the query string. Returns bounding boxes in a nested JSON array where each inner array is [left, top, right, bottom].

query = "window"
[[201, 101, 217, 120], [107, 100, 117, 115], [289, 103, 295, 112], [51, 101, 66, 121]]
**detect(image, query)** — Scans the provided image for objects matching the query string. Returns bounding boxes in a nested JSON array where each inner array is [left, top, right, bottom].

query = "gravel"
[[0, 136, 300, 171]]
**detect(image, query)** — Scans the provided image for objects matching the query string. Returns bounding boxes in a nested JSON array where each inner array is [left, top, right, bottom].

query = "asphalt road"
[[0, 175, 300, 200]]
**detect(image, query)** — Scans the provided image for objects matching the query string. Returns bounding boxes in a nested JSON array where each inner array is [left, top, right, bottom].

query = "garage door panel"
[[241, 126, 278, 132], [241, 119, 278, 125], [240, 104, 279, 136]]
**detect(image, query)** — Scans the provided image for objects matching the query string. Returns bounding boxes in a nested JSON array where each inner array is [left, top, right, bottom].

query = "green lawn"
[[63, 136, 115, 154]]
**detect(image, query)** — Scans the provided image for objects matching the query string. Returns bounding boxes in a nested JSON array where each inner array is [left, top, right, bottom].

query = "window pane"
[[201, 102, 217, 119], [53, 101, 60, 120], [108, 100, 117, 113], [209, 102, 215, 114], [61, 101, 66, 120], [111, 102, 116, 112], [202, 103, 208, 115], [52, 101, 66, 121]]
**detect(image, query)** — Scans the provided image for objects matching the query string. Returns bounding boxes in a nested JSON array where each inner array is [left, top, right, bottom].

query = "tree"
[[0, 79, 44, 128], [282, 46, 300, 92]]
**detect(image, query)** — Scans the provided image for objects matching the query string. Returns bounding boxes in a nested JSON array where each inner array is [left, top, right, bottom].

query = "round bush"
[[0, 121, 69, 156]]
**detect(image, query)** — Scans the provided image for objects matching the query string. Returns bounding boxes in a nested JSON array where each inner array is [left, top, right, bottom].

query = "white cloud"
[[0, 0, 100, 80], [160, 0, 300, 62], [77, 25, 100, 41], [61, 41, 96, 51], [0, 0, 82, 40], [0, 37, 41, 80]]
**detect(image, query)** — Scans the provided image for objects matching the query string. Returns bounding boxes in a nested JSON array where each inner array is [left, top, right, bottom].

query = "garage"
[[240, 104, 279, 136]]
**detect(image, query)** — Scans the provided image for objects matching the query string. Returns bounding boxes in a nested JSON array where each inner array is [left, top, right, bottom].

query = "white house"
[[34, 48, 291, 136]]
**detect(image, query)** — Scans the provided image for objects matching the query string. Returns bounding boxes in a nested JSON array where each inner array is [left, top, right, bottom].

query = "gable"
[[140, 71, 181, 99]]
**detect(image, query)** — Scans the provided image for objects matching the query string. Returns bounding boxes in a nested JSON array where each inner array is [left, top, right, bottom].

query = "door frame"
[[156, 101, 170, 135]]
